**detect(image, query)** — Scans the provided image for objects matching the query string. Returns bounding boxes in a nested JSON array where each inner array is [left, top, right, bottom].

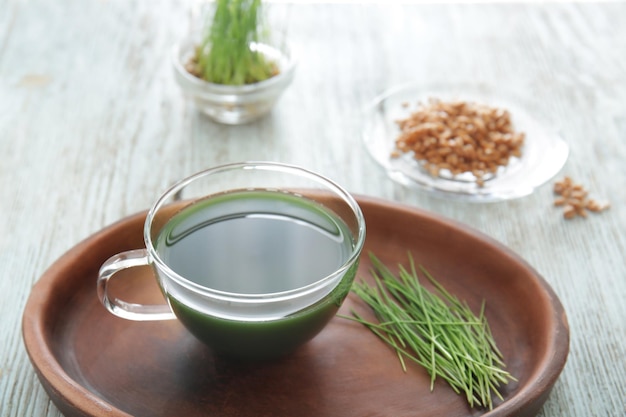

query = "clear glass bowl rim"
[[144, 162, 366, 304], [171, 35, 297, 94]]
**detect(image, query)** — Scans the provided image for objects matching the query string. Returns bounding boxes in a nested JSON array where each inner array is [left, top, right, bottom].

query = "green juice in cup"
[[155, 189, 358, 359]]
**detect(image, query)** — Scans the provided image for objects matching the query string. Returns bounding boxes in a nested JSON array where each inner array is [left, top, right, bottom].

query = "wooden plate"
[[22, 196, 569, 417]]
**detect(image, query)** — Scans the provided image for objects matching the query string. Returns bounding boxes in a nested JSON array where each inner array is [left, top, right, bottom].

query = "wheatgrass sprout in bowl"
[[172, 0, 296, 124]]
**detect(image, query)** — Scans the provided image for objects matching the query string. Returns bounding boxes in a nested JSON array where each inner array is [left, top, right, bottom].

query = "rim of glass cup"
[[144, 162, 366, 303], [171, 35, 297, 94]]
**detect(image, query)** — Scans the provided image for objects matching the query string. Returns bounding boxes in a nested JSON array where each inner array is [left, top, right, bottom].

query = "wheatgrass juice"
[[155, 190, 358, 359]]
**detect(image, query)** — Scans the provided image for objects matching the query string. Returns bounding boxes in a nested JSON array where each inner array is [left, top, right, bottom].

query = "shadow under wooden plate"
[[22, 196, 569, 417]]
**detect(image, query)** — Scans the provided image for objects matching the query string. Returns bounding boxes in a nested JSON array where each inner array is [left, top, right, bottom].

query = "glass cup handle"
[[97, 249, 176, 321]]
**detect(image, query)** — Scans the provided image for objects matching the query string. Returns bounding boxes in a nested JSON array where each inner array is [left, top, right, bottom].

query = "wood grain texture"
[[21, 199, 569, 417], [1, 1, 625, 416]]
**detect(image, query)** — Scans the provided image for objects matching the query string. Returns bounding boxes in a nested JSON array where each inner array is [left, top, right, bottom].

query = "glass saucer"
[[362, 83, 569, 202]]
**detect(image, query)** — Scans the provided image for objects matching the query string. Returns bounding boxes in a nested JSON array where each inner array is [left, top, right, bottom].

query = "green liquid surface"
[[156, 190, 358, 359]]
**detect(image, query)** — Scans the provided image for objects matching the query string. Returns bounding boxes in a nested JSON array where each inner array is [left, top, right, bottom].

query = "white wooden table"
[[1, 1, 625, 416]]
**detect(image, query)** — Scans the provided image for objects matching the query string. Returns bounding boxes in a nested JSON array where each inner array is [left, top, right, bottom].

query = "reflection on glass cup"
[[98, 162, 366, 360]]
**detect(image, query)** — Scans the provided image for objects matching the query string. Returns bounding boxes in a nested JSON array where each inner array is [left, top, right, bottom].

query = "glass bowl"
[[362, 83, 569, 202], [172, 35, 296, 125]]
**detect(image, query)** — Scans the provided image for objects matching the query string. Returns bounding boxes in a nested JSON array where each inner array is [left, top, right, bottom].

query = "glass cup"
[[98, 162, 366, 360]]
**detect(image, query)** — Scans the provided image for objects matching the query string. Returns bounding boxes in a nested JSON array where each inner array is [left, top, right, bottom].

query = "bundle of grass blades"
[[194, 0, 278, 85], [344, 254, 516, 410]]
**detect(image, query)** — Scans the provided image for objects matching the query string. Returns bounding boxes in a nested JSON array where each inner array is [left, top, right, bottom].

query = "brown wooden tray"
[[22, 196, 569, 417]]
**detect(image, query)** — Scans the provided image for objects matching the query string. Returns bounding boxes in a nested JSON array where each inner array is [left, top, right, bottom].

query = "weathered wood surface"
[[0, 1, 624, 416]]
